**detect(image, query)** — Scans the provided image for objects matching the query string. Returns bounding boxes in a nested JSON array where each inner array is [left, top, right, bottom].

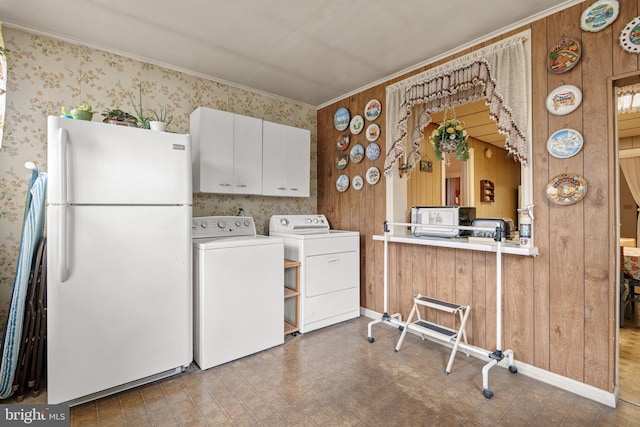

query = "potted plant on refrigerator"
[[149, 106, 173, 132]]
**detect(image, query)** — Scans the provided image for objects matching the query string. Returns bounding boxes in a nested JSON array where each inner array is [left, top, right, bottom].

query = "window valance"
[[384, 36, 529, 177]]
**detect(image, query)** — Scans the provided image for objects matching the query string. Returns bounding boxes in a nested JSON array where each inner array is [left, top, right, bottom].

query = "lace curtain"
[[620, 157, 640, 245], [384, 36, 528, 177], [618, 83, 640, 114]]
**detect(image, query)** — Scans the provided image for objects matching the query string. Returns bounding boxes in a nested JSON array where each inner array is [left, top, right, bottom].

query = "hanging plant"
[[429, 118, 470, 166]]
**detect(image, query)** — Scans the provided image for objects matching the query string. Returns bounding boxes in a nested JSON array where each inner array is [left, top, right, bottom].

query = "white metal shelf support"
[[368, 220, 517, 399]]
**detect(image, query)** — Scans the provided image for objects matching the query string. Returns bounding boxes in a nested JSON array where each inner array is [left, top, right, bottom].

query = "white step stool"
[[395, 294, 471, 375]]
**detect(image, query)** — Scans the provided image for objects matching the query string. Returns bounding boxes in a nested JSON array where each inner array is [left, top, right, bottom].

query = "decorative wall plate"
[[366, 142, 380, 161], [334, 107, 350, 131], [366, 166, 380, 185], [352, 175, 364, 191], [581, 0, 619, 32], [547, 129, 584, 159], [335, 152, 348, 170], [620, 16, 640, 53], [547, 36, 581, 74], [364, 99, 382, 121], [366, 123, 380, 142], [337, 134, 350, 151], [336, 174, 349, 192], [350, 144, 364, 163], [350, 115, 364, 134], [545, 85, 582, 115], [545, 173, 587, 205]]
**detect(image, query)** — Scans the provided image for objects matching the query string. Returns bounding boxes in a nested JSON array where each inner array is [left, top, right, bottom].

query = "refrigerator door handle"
[[58, 128, 69, 282], [58, 204, 69, 282], [59, 128, 68, 204]]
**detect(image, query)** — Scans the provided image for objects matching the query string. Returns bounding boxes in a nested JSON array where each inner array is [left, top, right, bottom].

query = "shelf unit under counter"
[[284, 259, 301, 336]]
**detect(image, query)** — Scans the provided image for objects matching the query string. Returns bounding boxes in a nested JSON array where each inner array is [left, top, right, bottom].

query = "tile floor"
[[8, 316, 640, 426]]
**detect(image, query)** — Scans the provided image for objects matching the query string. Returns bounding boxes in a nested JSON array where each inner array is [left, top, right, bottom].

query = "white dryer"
[[269, 214, 360, 334], [193, 216, 284, 370]]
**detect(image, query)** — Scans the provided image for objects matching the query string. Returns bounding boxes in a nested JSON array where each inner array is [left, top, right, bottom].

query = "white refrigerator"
[[46, 116, 192, 405]]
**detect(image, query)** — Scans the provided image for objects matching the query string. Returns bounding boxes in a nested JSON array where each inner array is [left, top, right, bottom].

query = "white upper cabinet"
[[262, 120, 310, 197], [190, 107, 262, 195]]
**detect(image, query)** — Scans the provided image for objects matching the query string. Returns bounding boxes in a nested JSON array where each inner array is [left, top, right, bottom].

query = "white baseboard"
[[359, 307, 617, 408]]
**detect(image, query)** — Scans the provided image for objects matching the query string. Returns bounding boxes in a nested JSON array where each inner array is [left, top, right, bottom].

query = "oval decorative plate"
[[334, 107, 350, 131], [366, 123, 380, 142], [350, 144, 364, 164], [350, 115, 365, 134], [336, 152, 349, 170], [547, 36, 581, 74], [364, 99, 382, 121], [545, 85, 582, 115], [366, 166, 381, 185], [337, 134, 350, 151], [620, 16, 640, 53], [366, 142, 380, 161], [336, 174, 349, 192], [581, 0, 619, 32], [547, 128, 584, 159], [352, 175, 364, 191], [545, 173, 588, 205]]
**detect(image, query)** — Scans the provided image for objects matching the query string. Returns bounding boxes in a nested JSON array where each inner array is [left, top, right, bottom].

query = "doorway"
[[616, 76, 640, 405]]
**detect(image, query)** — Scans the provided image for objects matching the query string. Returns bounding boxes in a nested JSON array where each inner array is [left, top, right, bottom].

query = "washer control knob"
[[200, 222, 207, 228], [280, 218, 289, 226], [244, 220, 251, 227], [192, 222, 197, 229], [313, 219, 318, 224], [217, 221, 226, 229], [306, 218, 312, 223], [235, 220, 241, 227]]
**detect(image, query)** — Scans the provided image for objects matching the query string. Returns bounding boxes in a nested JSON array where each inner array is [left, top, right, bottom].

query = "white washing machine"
[[269, 214, 360, 334], [193, 216, 284, 370]]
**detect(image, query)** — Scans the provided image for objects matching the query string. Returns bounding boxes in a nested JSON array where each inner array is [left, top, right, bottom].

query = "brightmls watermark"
[[1, 405, 68, 426]]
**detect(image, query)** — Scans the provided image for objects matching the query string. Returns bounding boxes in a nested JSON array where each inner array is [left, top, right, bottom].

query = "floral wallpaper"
[[0, 27, 317, 327]]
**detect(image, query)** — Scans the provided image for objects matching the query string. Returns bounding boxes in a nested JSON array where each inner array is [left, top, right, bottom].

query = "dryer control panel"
[[192, 216, 256, 239]]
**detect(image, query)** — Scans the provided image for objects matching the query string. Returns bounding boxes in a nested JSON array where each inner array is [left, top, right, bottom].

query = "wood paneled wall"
[[318, 1, 640, 393]]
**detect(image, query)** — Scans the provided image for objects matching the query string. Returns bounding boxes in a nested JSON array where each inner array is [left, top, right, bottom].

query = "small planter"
[[70, 109, 94, 121], [149, 121, 166, 132]]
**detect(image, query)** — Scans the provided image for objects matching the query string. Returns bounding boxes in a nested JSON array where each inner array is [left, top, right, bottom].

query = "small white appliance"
[[46, 116, 192, 405], [193, 216, 284, 370], [269, 214, 360, 334]]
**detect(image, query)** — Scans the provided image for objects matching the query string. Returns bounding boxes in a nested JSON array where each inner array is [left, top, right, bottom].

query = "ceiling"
[[0, 0, 580, 108]]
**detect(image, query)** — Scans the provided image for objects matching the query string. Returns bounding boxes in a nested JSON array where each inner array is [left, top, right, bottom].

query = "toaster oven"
[[410, 206, 476, 237], [470, 218, 515, 240]]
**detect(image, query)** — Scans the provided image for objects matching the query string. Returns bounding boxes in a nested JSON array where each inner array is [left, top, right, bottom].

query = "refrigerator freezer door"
[[47, 116, 191, 206], [47, 205, 192, 404]]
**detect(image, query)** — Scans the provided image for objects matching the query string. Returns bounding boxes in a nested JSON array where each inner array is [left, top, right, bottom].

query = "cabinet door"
[[263, 121, 310, 197], [191, 108, 234, 193], [233, 115, 263, 195], [262, 121, 288, 196], [286, 127, 310, 197]]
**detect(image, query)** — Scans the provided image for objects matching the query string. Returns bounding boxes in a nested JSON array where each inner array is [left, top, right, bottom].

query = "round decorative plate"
[[352, 175, 364, 191], [545, 85, 582, 115], [334, 107, 350, 131], [366, 166, 380, 185], [547, 36, 581, 74], [366, 142, 380, 161], [336, 174, 349, 192], [620, 16, 640, 53], [545, 173, 588, 205], [350, 115, 365, 134], [364, 99, 382, 121], [350, 144, 364, 163], [581, 0, 619, 32], [547, 128, 584, 159], [335, 152, 349, 170], [366, 123, 380, 142], [337, 134, 350, 151]]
